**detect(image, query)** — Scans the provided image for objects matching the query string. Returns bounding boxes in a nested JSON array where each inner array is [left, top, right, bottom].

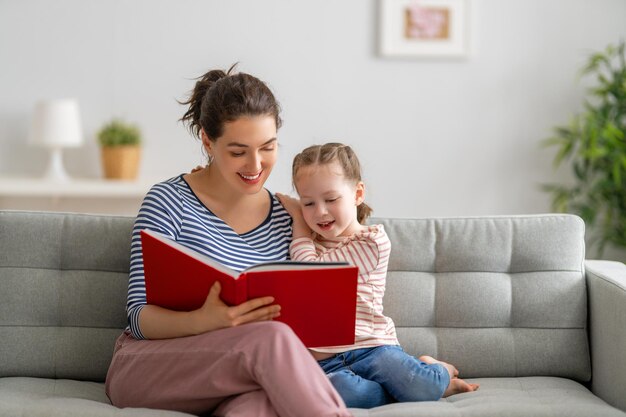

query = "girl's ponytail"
[[357, 202, 373, 225]]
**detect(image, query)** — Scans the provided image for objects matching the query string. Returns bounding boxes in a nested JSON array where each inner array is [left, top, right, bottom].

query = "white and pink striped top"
[[289, 224, 399, 353]]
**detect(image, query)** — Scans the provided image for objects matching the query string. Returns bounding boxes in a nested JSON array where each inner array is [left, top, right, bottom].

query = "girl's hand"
[[190, 281, 281, 334]]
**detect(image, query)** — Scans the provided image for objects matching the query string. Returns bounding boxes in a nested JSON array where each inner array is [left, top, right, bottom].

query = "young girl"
[[276, 143, 479, 409]]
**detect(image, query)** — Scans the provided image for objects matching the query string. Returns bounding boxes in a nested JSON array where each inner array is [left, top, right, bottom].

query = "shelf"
[[0, 177, 157, 198]]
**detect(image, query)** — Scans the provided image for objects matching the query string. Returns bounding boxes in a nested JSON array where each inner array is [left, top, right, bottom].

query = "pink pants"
[[105, 321, 351, 417]]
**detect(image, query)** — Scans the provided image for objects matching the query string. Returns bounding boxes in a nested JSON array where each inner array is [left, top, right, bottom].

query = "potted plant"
[[544, 40, 626, 255], [97, 119, 142, 180]]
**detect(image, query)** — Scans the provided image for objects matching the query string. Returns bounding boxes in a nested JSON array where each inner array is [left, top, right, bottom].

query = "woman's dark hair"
[[179, 64, 282, 141], [292, 142, 373, 224]]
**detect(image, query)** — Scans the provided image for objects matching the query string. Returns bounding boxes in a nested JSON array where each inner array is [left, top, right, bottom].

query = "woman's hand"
[[275, 193, 301, 216], [190, 281, 281, 334], [276, 193, 313, 239]]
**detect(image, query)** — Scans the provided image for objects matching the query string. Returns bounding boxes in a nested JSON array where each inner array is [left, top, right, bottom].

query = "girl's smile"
[[317, 220, 335, 231]]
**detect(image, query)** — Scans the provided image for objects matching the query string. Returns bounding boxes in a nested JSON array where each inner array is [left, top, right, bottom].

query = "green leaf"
[[613, 161, 622, 186], [542, 136, 566, 148], [543, 39, 626, 255], [97, 119, 142, 147], [554, 141, 574, 167], [573, 161, 587, 180]]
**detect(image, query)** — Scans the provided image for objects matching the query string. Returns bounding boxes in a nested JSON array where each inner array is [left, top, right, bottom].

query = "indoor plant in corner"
[[97, 119, 142, 180], [544, 40, 626, 256]]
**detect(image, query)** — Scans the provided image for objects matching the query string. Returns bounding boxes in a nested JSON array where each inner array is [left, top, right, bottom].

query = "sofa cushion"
[[0, 377, 192, 416], [373, 215, 590, 381], [350, 377, 625, 416], [2, 377, 621, 417]]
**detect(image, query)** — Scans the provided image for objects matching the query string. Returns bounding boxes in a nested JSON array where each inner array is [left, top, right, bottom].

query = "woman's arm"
[[139, 282, 281, 339]]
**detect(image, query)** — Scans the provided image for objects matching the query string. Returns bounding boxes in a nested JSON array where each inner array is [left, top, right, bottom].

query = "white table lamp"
[[30, 99, 83, 181]]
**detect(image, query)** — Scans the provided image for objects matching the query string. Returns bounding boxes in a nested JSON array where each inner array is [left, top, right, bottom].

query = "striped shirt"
[[126, 175, 292, 339], [289, 225, 399, 353]]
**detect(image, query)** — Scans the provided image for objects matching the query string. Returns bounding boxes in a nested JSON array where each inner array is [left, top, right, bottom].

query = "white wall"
[[2, 0, 626, 252]]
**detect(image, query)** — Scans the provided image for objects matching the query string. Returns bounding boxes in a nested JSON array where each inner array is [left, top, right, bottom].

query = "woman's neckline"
[[179, 174, 274, 237]]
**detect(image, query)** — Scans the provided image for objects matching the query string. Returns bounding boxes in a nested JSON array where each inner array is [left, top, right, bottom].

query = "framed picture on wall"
[[379, 0, 469, 58]]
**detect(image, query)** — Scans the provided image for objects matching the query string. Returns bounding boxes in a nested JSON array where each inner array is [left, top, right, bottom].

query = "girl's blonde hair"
[[292, 142, 373, 224]]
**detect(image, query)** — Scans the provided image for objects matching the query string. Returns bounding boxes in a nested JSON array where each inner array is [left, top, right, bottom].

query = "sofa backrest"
[[373, 214, 590, 381], [0, 211, 132, 382], [0, 211, 590, 382]]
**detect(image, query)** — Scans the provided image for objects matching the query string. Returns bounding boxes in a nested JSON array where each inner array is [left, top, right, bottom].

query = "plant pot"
[[101, 145, 141, 180]]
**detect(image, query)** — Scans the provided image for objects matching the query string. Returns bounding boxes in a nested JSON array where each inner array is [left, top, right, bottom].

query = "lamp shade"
[[30, 99, 83, 148]]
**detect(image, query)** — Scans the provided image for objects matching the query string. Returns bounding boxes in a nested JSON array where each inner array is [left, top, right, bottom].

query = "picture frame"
[[379, 0, 469, 58]]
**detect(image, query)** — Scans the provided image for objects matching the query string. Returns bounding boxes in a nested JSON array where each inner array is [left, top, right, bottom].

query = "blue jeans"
[[317, 345, 450, 409]]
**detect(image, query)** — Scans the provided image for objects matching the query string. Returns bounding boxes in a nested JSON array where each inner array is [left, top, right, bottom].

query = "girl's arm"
[[291, 228, 385, 280]]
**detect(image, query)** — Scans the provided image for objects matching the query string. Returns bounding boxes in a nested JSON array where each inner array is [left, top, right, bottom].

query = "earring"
[[207, 154, 214, 165]]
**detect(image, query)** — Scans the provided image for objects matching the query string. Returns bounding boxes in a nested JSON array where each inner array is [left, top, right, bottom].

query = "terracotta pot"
[[100, 145, 141, 180]]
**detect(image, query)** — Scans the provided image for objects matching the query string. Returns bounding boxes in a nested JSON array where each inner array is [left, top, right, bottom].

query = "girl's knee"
[[404, 365, 449, 402], [367, 347, 449, 402], [419, 380, 447, 401], [428, 364, 450, 399], [367, 346, 407, 372], [328, 372, 389, 409]]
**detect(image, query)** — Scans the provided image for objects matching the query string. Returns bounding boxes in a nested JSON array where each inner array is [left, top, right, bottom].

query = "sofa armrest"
[[585, 260, 626, 412]]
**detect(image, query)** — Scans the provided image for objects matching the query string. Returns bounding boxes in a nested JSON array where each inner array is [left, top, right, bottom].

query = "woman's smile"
[[238, 171, 263, 184]]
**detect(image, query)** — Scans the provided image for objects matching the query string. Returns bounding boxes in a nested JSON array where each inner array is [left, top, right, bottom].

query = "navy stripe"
[[125, 175, 293, 339]]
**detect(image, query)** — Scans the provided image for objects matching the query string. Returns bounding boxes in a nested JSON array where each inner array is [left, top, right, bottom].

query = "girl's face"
[[295, 161, 364, 239], [202, 115, 278, 195]]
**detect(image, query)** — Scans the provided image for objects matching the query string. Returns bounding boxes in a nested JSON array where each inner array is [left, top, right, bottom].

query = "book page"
[[246, 260, 350, 272]]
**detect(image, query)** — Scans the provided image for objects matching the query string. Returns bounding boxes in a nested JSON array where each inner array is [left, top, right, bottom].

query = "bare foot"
[[443, 378, 480, 397], [419, 355, 459, 379]]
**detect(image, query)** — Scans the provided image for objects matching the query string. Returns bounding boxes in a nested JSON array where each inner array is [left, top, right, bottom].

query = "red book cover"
[[141, 229, 358, 347]]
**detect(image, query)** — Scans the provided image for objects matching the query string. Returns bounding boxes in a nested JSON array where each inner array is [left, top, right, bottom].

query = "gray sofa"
[[1, 210, 625, 417]]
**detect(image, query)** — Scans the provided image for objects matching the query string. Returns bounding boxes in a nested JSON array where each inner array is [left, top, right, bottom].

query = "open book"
[[140, 229, 358, 347]]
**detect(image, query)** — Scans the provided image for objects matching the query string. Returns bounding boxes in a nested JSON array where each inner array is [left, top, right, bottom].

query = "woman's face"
[[203, 115, 278, 195]]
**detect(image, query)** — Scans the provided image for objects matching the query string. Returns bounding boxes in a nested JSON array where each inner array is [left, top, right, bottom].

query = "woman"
[[105, 65, 351, 417]]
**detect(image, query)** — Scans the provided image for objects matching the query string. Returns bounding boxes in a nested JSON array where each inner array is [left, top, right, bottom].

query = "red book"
[[141, 229, 358, 348]]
